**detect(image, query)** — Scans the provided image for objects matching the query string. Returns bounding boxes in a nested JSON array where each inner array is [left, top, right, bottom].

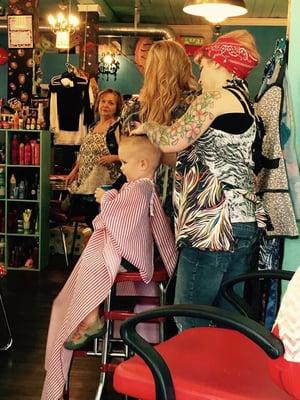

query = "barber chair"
[[49, 199, 86, 268], [64, 262, 170, 400], [113, 270, 299, 400]]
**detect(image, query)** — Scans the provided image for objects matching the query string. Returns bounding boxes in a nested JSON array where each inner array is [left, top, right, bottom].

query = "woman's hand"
[[65, 169, 78, 186], [94, 187, 106, 204], [99, 154, 119, 165]]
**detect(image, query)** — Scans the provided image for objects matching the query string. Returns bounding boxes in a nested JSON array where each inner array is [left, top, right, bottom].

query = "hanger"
[[50, 63, 88, 88], [65, 62, 75, 74], [61, 62, 77, 80], [63, 62, 88, 84]]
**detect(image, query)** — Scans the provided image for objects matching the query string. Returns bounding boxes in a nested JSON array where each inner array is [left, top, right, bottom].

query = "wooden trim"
[[170, 24, 213, 43], [170, 18, 287, 36], [219, 17, 287, 26], [286, 0, 291, 39]]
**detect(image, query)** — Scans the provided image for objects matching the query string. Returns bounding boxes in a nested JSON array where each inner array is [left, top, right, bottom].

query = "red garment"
[[195, 36, 259, 79], [42, 179, 177, 400]]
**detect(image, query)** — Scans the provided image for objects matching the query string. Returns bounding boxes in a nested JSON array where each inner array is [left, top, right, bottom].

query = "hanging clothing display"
[[255, 39, 298, 238], [254, 38, 299, 329], [49, 67, 94, 145]]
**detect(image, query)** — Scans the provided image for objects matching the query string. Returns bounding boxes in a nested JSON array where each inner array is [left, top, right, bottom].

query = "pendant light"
[[183, 0, 247, 24], [48, 0, 79, 49]]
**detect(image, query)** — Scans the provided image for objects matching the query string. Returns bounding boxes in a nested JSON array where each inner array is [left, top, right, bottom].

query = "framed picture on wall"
[[8, 15, 33, 49]]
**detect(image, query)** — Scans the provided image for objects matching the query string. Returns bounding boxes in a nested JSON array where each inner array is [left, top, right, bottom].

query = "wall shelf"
[[0, 129, 50, 271]]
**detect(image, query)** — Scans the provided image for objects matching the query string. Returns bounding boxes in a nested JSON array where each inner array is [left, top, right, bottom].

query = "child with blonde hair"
[[42, 135, 176, 400]]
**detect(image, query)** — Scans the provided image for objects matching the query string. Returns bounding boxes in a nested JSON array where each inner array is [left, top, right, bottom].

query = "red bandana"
[[195, 37, 259, 80]]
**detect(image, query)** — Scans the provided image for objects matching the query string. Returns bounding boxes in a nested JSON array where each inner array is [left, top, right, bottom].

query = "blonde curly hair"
[[139, 40, 197, 125]]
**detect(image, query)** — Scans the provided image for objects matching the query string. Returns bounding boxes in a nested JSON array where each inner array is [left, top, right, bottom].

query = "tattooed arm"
[[135, 91, 222, 153]]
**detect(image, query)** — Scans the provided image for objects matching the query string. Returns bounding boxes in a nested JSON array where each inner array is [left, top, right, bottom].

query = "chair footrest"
[[105, 310, 165, 323]]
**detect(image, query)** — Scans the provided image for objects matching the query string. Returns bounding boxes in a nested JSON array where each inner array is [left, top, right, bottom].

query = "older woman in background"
[[66, 88, 123, 226]]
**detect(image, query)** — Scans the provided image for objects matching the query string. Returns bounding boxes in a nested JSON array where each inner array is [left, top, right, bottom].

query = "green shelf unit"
[[0, 129, 51, 271]]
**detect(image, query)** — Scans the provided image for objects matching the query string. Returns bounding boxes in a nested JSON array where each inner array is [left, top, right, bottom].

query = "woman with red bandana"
[[133, 30, 268, 330]]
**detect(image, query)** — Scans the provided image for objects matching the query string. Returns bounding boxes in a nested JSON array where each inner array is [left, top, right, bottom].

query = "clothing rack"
[[256, 38, 288, 99]]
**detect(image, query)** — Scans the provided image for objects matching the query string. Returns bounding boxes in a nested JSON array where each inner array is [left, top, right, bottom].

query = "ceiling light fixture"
[[183, 0, 247, 24], [48, 2, 79, 49]]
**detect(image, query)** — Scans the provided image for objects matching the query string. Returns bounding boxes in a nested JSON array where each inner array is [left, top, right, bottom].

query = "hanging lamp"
[[183, 0, 247, 24], [48, 0, 79, 49]]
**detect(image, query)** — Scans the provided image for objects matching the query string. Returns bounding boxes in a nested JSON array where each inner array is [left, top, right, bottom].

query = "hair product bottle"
[[19, 141, 25, 165], [9, 174, 16, 199], [11, 134, 19, 165], [13, 111, 19, 130], [34, 139, 40, 165], [24, 136, 31, 165]]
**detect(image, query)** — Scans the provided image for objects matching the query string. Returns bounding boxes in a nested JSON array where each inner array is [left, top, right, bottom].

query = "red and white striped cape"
[[42, 178, 177, 400]]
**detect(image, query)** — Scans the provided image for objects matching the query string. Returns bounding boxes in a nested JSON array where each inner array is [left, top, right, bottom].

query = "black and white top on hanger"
[[49, 66, 94, 145]]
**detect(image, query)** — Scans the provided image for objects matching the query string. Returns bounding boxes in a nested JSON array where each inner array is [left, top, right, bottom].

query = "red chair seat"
[[114, 327, 293, 400], [115, 265, 169, 283]]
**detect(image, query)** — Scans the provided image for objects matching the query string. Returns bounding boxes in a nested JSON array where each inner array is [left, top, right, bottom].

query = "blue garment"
[[174, 222, 259, 330]]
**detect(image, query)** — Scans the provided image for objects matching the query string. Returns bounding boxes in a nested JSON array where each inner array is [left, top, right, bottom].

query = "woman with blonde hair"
[[123, 39, 199, 215], [133, 30, 268, 330], [139, 40, 198, 125]]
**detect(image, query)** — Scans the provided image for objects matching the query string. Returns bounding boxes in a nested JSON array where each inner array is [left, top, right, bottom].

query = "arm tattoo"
[[144, 91, 221, 148]]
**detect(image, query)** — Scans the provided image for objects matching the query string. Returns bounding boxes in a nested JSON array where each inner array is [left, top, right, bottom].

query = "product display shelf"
[[0, 128, 50, 271]]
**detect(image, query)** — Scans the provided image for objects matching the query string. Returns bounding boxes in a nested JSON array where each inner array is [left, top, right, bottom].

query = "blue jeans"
[[174, 222, 259, 330]]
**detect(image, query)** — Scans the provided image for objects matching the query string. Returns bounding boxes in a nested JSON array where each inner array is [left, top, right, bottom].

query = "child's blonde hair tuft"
[[120, 135, 162, 171]]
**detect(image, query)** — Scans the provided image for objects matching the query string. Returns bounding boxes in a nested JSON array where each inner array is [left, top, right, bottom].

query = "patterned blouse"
[[143, 82, 268, 252], [69, 120, 121, 194]]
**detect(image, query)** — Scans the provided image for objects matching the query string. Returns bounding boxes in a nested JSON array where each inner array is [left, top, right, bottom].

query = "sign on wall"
[[8, 15, 34, 49]]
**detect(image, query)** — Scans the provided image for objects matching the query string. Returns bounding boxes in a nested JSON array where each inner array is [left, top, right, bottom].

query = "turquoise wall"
[[98, 55, 143, 95], [282, 0, 300, 274], [287, 0, 300, 164], [40, 53, 80, 83], [40, 52, 144, 95]]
